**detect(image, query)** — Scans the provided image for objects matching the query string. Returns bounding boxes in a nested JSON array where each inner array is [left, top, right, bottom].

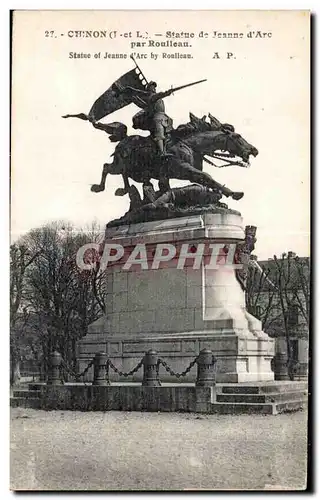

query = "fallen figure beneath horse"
[[107, 183, 240, 227]]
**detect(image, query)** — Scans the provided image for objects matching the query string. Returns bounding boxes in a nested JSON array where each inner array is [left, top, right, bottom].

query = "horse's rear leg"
[[115, 174, 130, 197], [91, 163, 110, 193], [159, 159, 171, 193], [158, 177, 170, 193]]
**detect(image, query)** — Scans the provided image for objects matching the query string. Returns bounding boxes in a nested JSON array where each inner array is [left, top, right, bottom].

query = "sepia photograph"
[[10, 9, 310, 491]]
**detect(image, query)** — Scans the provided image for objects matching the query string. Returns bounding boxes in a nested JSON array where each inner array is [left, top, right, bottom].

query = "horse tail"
[[62, 113, 89, 121], [102, 122, 128, 142]]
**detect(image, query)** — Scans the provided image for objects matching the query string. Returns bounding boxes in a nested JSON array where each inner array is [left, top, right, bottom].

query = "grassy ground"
[[10, 407, 308, 491]]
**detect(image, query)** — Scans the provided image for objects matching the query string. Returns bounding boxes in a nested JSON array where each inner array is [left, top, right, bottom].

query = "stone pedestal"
[[78, 212, 274, 383]]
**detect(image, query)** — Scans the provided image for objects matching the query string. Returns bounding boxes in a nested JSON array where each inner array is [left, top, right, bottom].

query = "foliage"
[[10, 221, 107, 381], [246, 252, 310, 379]]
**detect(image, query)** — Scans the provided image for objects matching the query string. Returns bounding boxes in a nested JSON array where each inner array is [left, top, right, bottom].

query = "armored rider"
[[115, 80, 173, 159]]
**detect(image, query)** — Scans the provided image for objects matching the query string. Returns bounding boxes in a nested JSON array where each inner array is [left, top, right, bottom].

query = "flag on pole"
[[63, 68, 148, 122], [88, 68, 148, 121]]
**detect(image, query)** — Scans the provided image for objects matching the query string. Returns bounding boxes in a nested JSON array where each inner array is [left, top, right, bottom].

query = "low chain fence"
[[60, 359, 95, 386], [46, 349, 217, 387], [158, 356, 198, 379]]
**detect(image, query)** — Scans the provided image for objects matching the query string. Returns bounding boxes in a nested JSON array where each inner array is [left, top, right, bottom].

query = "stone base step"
[[219, 381, 307, 395], [13, 390, 41, 399], [10, 397, 42, 409], [28, 383, 46, 391], [216, 391, 308, 404], [10, 381, 309, 415], [211, 402, 275, 415], [275, 399, 308, 414], [211, 399, 307, 415]]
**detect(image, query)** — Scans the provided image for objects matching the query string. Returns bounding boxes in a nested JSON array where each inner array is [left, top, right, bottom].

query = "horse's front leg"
[[193, 154, 243, 199], [171, 160, 244, 200]]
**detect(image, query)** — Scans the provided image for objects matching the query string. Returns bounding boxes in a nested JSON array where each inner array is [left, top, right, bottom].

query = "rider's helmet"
[[146, 81, 157, 92]]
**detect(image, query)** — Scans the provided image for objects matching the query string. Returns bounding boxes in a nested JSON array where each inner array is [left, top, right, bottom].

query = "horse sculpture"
[[90, 113, 259, 201]]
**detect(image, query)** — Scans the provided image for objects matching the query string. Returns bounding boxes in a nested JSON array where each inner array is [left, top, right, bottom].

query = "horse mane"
[[171, 113, 235, 139]]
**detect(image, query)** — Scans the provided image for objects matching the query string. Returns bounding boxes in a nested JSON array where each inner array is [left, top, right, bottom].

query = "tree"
[[10, 243, 41, 385], [10, 221, 107, 380], [245, 257, 279, 332], [272, 253, 310, 379], [246, 252, 310, 380]]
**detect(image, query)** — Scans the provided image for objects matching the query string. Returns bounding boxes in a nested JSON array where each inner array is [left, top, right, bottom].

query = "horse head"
[[192, 114, 259, 167], [219, 129, 259, 166]]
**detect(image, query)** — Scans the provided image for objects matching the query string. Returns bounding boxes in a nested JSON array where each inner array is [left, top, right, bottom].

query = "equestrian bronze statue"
[[63, 56, 259, 223]]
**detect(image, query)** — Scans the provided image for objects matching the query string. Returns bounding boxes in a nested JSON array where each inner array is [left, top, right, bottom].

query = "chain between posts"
[[48, 349, 216, 386], [61, 359, 94, 384], [107, 358, 144, 378], [158, 356, 199, 379]]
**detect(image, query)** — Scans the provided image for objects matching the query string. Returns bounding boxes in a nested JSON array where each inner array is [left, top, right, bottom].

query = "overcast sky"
[[11, 10, 309, 259]]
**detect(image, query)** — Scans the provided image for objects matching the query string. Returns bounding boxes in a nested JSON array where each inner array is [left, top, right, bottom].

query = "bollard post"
[[273, 353, 290, 380], [93, 352, 110, 386], [196, 349, 215, 387], [142, 350, 161, 387], [47, 351, 63, 385]]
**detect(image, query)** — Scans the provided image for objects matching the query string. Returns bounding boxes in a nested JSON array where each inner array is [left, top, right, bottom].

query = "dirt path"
[[10, 408, 308, 491]]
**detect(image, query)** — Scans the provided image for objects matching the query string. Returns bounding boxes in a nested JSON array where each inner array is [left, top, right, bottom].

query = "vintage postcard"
[[10, 10, 310, 491]]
